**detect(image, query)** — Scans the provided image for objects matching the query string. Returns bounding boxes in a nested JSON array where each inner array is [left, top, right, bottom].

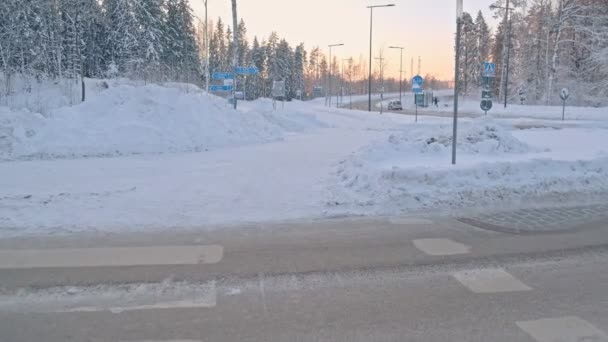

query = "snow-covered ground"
[[1, 80, 607, 236]]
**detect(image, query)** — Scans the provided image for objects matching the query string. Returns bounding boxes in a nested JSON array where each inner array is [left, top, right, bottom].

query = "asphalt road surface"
[[2, 205, 608, 342]]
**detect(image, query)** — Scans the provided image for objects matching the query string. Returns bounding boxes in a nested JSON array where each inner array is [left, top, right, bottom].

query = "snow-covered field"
[[1, 80, 607, 236]]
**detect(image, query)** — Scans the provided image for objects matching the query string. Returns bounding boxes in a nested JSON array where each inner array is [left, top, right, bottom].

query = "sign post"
[[235, 66, 259, 102], [412, 75, 424, 122], [480, 62, 495, 115], [560, 88, 569, 121]]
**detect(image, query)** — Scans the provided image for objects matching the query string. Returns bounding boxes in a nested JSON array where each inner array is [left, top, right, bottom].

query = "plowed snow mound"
[[1, 82, 324, 160]]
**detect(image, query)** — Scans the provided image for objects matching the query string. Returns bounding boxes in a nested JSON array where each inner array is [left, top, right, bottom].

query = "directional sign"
[[235, 66, 259, 75], [413, 87, 423, 94], [212, 72, 234, 80], [209, 85, 233, 92], [483, 62, 496, 78]]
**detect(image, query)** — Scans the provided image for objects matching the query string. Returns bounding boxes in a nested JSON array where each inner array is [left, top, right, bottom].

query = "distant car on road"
[[388, 100, 403, 111]]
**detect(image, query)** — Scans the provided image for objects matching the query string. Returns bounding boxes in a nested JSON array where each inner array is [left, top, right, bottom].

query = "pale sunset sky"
[[189, 0, 500, 80]]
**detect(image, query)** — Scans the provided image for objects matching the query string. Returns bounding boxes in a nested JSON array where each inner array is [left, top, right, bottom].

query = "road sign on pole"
[[235, 66, 259, 75], [412, 75, 424, 88], [483, 62, 496, 77], [212, 72, 234, 80], [560, 88, 569, 121], [209, 85, 234, 92]]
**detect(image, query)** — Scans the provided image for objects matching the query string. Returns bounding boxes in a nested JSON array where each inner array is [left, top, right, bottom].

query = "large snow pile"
[[334, 119, 608, 213], [385, 119, 539, 155], [0, 82, 325, 160]]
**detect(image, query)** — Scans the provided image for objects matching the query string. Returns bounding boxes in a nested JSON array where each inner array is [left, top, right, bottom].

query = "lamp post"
[[341, 58, 351, 108], [452, 0, 463, 165], [203, 0, 209, 94], [389, 46, 404, 103], [328, 43, 344, 107], [367, 4, 395, 112], [375, 57, 384, 114], [490, 3, 514, 108]]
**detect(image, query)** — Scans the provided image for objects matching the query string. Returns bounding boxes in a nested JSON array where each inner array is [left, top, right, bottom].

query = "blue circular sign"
[[412, 75, 424, 87]]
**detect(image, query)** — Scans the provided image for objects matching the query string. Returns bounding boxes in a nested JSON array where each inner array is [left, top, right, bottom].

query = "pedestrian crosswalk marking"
[[452, 268, 532, 293], [0, 245, 223, 269], [516, 316, 608, 342], [413, 238, 470, 255]]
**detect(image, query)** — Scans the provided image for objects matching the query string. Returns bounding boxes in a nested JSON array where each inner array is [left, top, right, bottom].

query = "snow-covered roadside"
[[408, 97, 608, 121], [0, 82, 325, 161], [331, 118, 608, 216], [1, 80, 608, 237]]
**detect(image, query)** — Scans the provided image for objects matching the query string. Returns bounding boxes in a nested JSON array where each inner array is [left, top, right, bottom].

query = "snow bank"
[[384, 119, 539, 155], [334, 118, 608, 213], [0, 81, 325, 160]]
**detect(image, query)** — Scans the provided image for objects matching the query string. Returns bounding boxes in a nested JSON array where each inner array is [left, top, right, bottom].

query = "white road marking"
[[413, 238, 470, 255], [452, 268, 533, 293], [61, 282, 217, 313], [0, 245, 223, 269], [389, 217, 433, 225], [121, 340, 202, 342], [516, 316, 608, 342]]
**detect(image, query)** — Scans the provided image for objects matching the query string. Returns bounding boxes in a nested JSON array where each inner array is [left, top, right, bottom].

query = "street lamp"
[[389, 46, 404, 103], [490, 3, 514, 108], [367, 4, 395, 112], [341, 58, 352, 108], [375, 57, 385, 114], [452, 0, 463, 165], [203, 0, 209, 94], [328, 43, 344, 107]]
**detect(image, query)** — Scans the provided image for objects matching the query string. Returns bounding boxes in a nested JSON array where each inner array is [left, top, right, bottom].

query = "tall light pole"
[[230, 0, 238, 109], [453, 0, 463, 165], [375, 57, 385, 114], [341, 58, 351, 108], [491, 3, 514, 108], [389, 46, 404, 103], [328, 43, 344, 107], [367, 4, 395, 112], [204, 0, 209, 94]]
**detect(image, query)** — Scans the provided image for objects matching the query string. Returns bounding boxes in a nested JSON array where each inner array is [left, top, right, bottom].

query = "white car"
[[388, 101, 403, 111]]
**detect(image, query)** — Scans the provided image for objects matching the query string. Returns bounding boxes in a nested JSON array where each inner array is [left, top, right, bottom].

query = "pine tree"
[[165, 0, 199, 79], [293, 43, 306, 97]]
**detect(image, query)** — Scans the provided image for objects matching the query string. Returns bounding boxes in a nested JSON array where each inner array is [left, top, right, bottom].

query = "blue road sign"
[[212, 72, 234, 80], [483, 62, 496, 77], [412, 75, 424, 87], [235, 66, 259, 75], [413, 87, 423, 94], [209, 85, 234, 92]]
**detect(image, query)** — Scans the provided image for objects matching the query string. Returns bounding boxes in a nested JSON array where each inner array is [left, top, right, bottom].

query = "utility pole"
[[204, 0, 209, 94], [375, 56, 384, 114], [328, 43, 344, 107], [418, 56, 421, 75], [389, 46, 404, 103], [231, 0, 238, 109], [492, 1, 514, 108], [367, 4, 395, 112], [453, 0, 463, 165]]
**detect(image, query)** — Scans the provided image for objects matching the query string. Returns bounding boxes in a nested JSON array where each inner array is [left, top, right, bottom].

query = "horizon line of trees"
[[2, 0, 606, 105]]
